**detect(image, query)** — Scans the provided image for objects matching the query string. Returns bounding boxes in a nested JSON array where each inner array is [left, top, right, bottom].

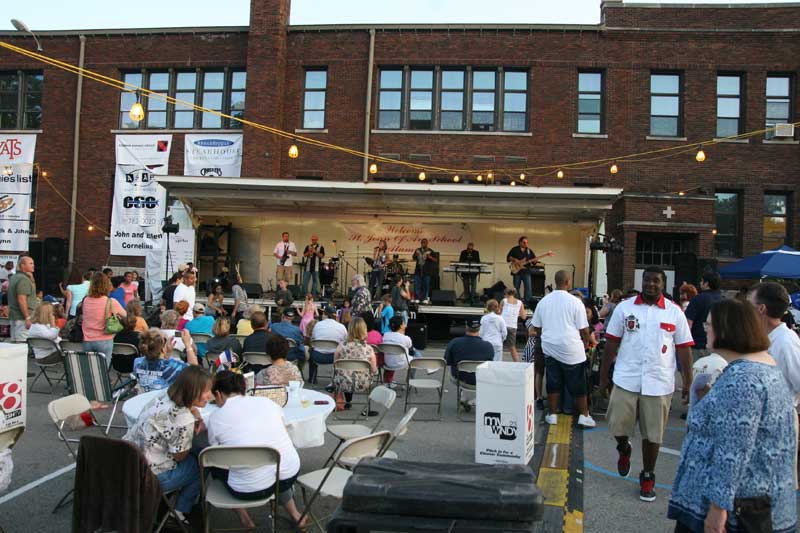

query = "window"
[[650, 73, 681, 137], [578, 71, 603, 134], [409, 70, 434, 130], [0, 71, 43, 129], [119, 68, 246, 129], [378, 69, 403, 129], [766, 75, 792, 140], [635, 234, 693, 267], [715, 192, 742, 257], [302, 69, 326, 129], [503, 71, 527, 132], [763, 193, 790, 250], [716, 74, 743, 137], [440, 70, 464, 130], [471, 70, 496, 131]]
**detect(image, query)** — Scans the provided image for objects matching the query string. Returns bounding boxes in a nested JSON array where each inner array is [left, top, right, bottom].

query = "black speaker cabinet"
[[431, 289, 456, 306]]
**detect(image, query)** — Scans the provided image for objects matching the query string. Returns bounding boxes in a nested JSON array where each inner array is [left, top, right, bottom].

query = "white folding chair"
[[338, 407, 417, 469], [59, 341, 84, 353], [324, 386, 396, 466], [286, 337, 298, 349], [111, 342, 139, 387], [26, 337, 66, 394], [309, 339, 339, 383], [403, 357, 447, 420], [296, 431, 391, 532], [47, 394, 92, 513], [332, 359, 374, 420], [377, 342, 411, 387], [199, 445, 281, 533], [190, 333, 212, 345], [242, 352, 273, 369], [455, 360, 482, 421]]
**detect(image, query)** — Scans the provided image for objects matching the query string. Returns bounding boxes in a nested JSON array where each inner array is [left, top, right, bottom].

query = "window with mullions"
[[0, 71, 43, 130], [717, 74, 743, 138], [119, 69, 246, 129], [635, 234, 693, 267], [650, 73, 681, 137], [763, 193, 790, 250], [715, 192, 742, 257], [578, 71, 603, 134], [302, 69, 326, 129], [766, 76, 792, 140], [503, 71, 527, 132], [378, 69, 403, 129], [471, 71, 496, 131], [409, 70, 434, 130], [440, 70, 464, 130]]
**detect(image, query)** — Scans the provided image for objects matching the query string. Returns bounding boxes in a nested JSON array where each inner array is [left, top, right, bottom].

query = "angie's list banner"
[[111, 135, 172, 255], [184, 134, 243, 177], [341, 223, 470, 256], [0, 135, 36, 251]]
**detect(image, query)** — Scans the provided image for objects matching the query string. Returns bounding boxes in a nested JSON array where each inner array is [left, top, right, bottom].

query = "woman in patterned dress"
[[333, 317, 377, 408], [255, 335, 303, 386]]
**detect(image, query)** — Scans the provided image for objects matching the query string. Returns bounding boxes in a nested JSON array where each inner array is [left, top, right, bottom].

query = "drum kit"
[[304, 249, 414, 299]]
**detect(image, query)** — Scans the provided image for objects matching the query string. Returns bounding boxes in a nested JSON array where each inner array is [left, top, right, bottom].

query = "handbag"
[[104, 297, 123, 335], [733, 495, 772, 533]]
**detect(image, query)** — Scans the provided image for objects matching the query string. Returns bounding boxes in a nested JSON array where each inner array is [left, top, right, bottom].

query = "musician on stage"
[[412, 238, 437, 304], [507, 236, 537, 303], [458, 242, 480, 304], [370, 240, 391, 300], [273, 232, 297, 286], [302, 235, 325, 298]]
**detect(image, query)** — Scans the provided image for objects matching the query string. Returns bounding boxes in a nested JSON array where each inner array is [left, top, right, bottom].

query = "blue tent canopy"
[[719, 245, 800, 279]]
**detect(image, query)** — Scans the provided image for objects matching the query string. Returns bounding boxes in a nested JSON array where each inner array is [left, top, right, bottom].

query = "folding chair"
[[455, 360, 482, 421], [308, 340, 339, 382], [324, 386, 396, 467], [377, 342, 411, 388], [403, 357, 447, 420], [242, 352, 272, 370], [62, 351, 131, 435], [190, 333, 212, 345], [60, 341, 84, 353], [296, 431, 391, 532], [111, 342, 139, 387], [286, 337, 298, 349], [231, 334, 248, 345], [337, 406, 416, 469], [199, 446, 280, 533], [47, 394, 91, 513], [332, 359, 374, 420], [27, 337, 66, 394]]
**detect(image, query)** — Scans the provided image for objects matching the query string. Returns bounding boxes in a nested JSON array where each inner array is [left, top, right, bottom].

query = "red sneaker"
[[639, 471, 656, 502], [616, 441, 632, 477]]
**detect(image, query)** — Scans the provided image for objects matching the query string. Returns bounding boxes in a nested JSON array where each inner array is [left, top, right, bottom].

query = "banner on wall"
[[0, 135, 36, 252], [111, 135, 172, 255], [340, 223, 471, 257], [184, 134, 243, 177]]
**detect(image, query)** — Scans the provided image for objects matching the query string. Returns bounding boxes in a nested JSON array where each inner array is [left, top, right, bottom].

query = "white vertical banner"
[[111, 135, 172, 255], [0, 135, 36, 252], [184, 134, 243, 177]]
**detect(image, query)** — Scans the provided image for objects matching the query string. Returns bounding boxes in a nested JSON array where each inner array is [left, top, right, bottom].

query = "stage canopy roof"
[[157, 177, 622, 222]]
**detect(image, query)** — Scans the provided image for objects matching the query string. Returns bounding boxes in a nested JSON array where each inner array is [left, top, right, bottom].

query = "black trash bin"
[[326, 458, 544, 532]]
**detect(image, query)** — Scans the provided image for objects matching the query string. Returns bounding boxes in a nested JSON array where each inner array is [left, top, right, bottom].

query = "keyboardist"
[[458, 243, 480, 304]]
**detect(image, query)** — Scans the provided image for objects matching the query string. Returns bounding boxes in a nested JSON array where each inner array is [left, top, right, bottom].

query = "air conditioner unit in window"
[[774, 123, 795, 137]]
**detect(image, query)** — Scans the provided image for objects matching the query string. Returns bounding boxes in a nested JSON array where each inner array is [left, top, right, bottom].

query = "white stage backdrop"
[[0, 135, 36, 251], [184, 134, 243, 177], [111, 135, 172, 255], [340, 222, 472, 257]]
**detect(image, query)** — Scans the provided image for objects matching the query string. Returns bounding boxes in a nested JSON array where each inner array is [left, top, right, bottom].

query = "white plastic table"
[[122, 388, 335, 448]]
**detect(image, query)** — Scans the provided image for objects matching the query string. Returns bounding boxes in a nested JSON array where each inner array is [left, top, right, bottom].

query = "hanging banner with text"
[[184, 134, 243, 177], [111, 135, 172, 255], [0, 135, 36, 252], [341, 223, 471, 257]]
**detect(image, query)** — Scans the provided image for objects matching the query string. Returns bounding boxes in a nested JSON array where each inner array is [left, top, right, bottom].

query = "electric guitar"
[[508, 250, 554, 274]]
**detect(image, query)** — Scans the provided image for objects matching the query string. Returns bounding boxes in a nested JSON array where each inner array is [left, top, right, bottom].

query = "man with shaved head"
[[302, 234, 325, 298]]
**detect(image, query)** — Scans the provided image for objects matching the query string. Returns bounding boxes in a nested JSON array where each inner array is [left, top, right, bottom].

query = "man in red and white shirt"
[[599, 267, 693, 503]]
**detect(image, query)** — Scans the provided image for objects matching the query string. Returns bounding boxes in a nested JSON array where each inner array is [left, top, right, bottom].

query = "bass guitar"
[[508, 250, 554, 274]]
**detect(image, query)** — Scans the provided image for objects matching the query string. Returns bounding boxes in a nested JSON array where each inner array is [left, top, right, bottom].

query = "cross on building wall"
[[662, 206, 676, 219]]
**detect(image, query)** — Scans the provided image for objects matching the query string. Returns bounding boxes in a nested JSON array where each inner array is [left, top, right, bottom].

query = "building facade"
[[0, 0, 798, 293]]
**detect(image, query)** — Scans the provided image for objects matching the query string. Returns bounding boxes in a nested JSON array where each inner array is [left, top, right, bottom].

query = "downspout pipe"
[[67, 35, 85, 272], [362, 29, 375, 184]]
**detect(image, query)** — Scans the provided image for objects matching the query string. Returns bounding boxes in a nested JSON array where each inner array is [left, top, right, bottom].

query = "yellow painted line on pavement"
[[564, 510, 584, 533], [546, 414, 572, 444], [537, 467, 569, 507]]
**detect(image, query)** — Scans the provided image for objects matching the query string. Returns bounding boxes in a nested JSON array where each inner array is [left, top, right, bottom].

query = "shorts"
[[607, 386, 672, 444], [545, 357, 587, 397], [503, 328, 517, 349], [11, 320, 29, 343]]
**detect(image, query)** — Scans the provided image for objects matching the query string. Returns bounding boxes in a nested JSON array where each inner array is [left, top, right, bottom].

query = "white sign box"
[[475, 361, 535, 465], [0, 343, 28, 435]]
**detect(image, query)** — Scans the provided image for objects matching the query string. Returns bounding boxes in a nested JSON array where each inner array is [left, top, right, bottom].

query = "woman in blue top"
[[669, 298, 797, 533], [132, 328, 200, 393]]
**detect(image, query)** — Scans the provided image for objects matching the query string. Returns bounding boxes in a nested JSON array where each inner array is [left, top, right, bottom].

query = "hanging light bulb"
[[129, 91, 144, 122], [418, 171, 426, 181], [556, 169, 565, 179], [288, 144, 299, 159], [41, 170, 47, 177], [477, 175, 483, 182], [610, 163, 619, 175], [711, 228, 718, 235], [87, 225, 94, 232], [678, 191, 686, 196], [695, 146, 706, 162], [28, 208, 34, 213], [519, 173, 526, 181], [369, 163, 378, 175], [453, 175, 460, 183], [510, 180, 516, 187], [487, 172, 494, 182]]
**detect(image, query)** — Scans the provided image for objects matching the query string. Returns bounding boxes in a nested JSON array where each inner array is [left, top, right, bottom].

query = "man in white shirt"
[[273, 232, 298, 287], [532, 270, 596, 428], [599, 266, 694, 503], [308, 306, 347, 383], [0, 260, 14, 283], [172, 270, 197, 321], [748, 282, 800, 408]]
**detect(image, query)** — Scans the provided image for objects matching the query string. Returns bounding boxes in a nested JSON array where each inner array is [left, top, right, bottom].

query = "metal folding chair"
[[242, 352, 273, 370], [403, 357, 447, 420], [62, 351, 132, 435], [332, 359, 374, 420], [286, 337, 298, 349], [47, 394, 91, 513], [308, 339, 339, 382], [377, 342, 412, 387], [59, 341, 84, 353], [111, 342, 139, 387], [27, 337, 66, 394], [199, 446, 281, 533], [455, 360, 482, 421]]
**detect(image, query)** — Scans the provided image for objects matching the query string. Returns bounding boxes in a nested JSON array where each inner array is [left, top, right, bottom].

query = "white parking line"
[[659, 446, 681, 457], [0, 463, 75, 506]]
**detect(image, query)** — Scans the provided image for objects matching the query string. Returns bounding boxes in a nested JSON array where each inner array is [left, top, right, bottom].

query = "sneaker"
[[536, 398, 544, 410], [173, 510, 190, 526], [577, 414, 597, 428], [616, 441, 632, 477], [639, 471, 656, 502], [386, 382, 397, 390], [423, 298, 431, 304], [545, 414, 558, 425]]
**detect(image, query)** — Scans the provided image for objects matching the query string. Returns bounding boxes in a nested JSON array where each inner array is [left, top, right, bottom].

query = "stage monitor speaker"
[[431, 289, 456, 306], [532, 272, 545, 297], [241, 283, 263, 299], [288, 284, 302, 299], [406, 320, 427, 350]]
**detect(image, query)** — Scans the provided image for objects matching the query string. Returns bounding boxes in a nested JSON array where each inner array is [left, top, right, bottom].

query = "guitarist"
[[273, 231, 298, 287], [507, 236, 547, 304]]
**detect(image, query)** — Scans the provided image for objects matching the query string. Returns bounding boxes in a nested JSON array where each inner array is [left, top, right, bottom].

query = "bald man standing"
[[302, 235, 325, 298]]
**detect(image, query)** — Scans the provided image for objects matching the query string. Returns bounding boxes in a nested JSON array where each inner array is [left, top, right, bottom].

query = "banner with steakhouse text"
[[184, 134, 243, 177], [341, 222, 472, 257], [110, 135, 172, 255], [0, 134, 36, 252]]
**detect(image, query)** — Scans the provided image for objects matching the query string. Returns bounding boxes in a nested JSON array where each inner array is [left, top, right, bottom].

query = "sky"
[[2, 0, 798, 30]]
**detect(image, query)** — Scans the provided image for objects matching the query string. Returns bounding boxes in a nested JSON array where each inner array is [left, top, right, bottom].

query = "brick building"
[[0, 0, 798, 296]]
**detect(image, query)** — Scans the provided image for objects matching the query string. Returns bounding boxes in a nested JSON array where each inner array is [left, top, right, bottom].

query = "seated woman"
[[132, 328, 199, 393], [333, 317, 378, 408], [255, 335, 303, 386], [124, 366, 212, 524], [236, 305, 262, 336], [360, 312, 383, 347], [206, 283, 227, 318], [28, 302, 62, 364], [174, 301, 191, 330], [126, 300, 150, 333], [205, 317, 242, 357], [207, 371, 308, 530], [114, 312, 142, 349]]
